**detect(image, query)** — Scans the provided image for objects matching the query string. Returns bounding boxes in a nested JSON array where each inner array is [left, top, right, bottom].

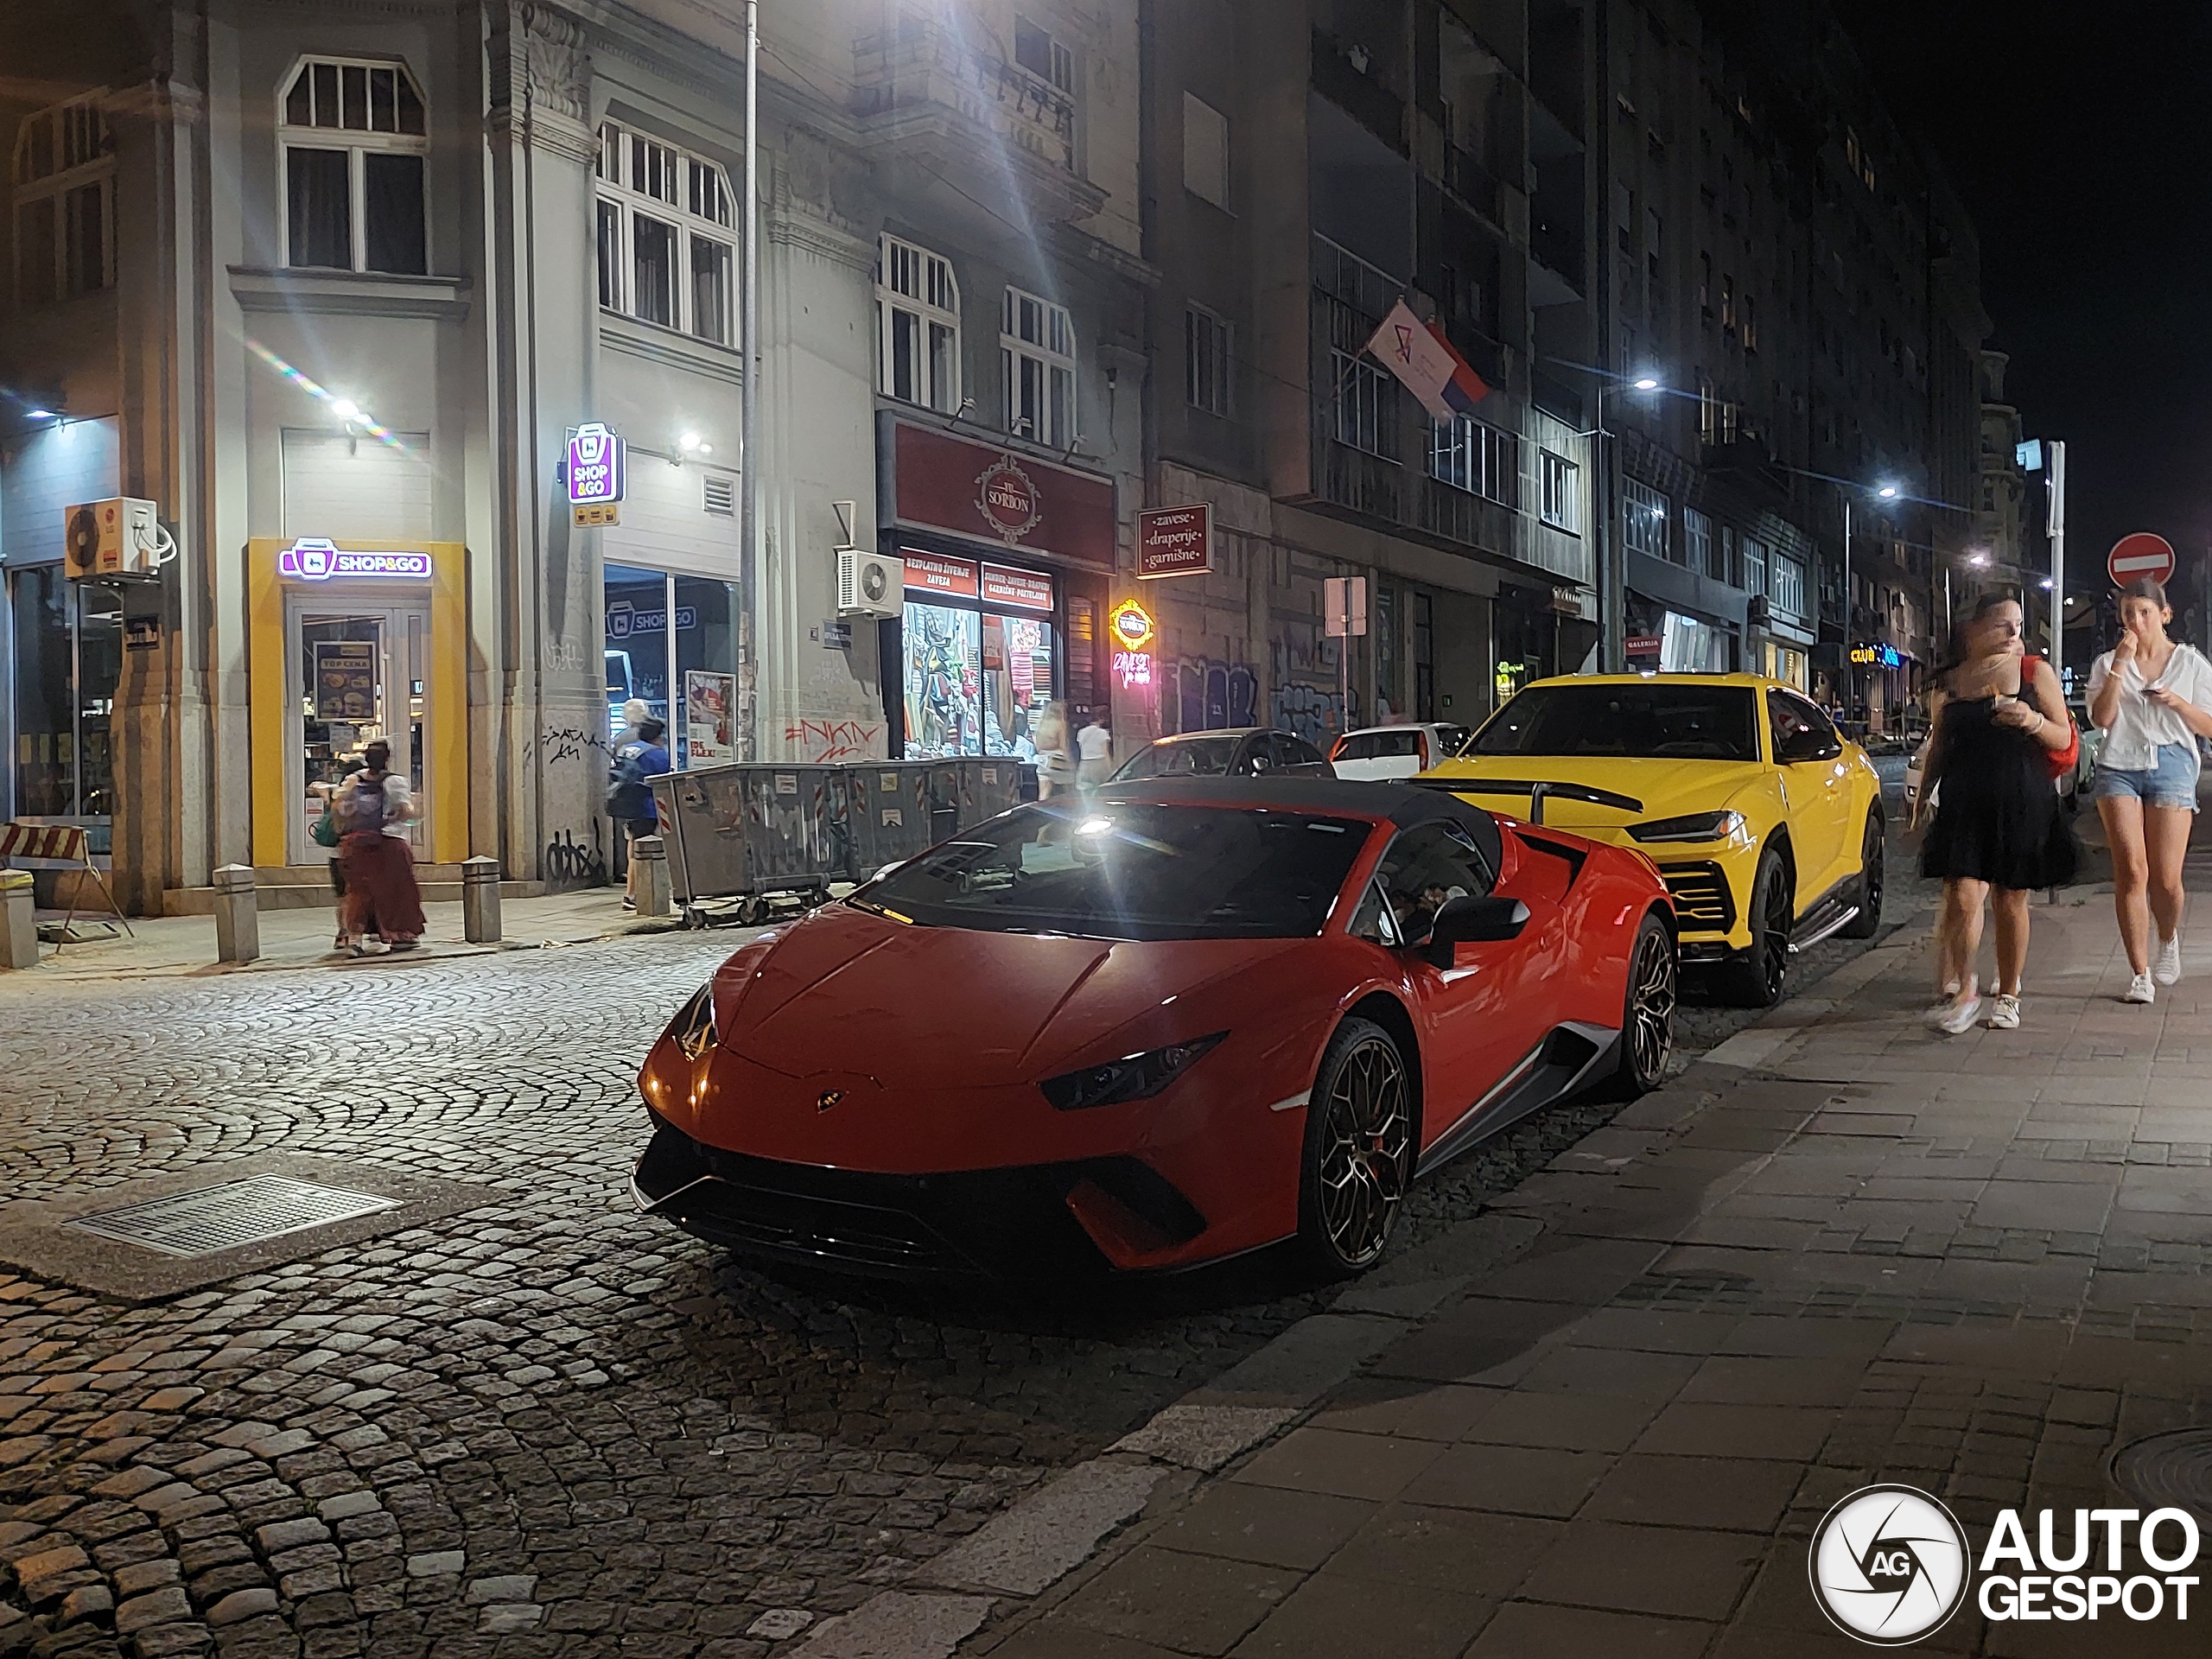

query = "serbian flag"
[[1363, 299, 1491, 422]]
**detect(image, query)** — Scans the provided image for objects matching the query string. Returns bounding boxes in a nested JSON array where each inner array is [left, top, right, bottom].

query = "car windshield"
[[856, 803, 1370, 940], [1113, 735, 1243, 780], [1473, 684, 1760, 761]]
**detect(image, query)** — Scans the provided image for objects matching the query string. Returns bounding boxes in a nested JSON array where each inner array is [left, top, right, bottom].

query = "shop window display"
[[903, 602, 982, 760]]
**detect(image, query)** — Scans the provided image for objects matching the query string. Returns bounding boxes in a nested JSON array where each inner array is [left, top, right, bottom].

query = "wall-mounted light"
[[675, 430, 713, 462], [25, 407, 54, 420], [331, 398, 361, 423]]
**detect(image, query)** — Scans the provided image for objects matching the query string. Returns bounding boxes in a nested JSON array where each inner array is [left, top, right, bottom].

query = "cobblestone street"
[[0, 793, 1923, 1659]]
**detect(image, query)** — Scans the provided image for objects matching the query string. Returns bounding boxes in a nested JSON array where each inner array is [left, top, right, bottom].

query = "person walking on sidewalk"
[[1914, 594, 2080, 1033], [334, 741, 425, 955], [1075, 711, 1114, 797], [2087, 577, 2212, 1004], [608, 718, 673, 912]]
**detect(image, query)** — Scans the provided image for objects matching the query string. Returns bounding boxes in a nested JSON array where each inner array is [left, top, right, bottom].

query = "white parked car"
[[1327, 721, 1474, 782]]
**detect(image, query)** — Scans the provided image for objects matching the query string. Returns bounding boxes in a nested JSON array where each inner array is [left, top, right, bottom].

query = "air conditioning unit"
[[64, 498, 166, 579], [836, 548, 903, 618]]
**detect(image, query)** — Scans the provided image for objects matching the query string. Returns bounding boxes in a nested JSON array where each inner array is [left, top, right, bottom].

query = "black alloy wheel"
[[1297, 1017, 1414, 1277], [1613, 913, 1677, 1093], [1725, 845, 1794, 1008], [1841, 811, 1885, 939]]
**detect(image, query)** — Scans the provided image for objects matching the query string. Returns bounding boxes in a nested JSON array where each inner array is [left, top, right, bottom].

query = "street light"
[[1632, 376, 1659, 391], [1595, 372, 1664, 672]]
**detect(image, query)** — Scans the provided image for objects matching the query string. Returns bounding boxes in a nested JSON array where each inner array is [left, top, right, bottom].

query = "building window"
[[1771, 553, 1808, 620], [877, 235, 961, 412], [1742, 534, 1769, 598], [1003, 287, 1076, 446], [1622, 477, 1669, 561], [11, 94, 112, 308], [279, 58, 429, 275], [1538, 451, 1577, 531], [1183, 93, 1230, 209], [1645, 207, 1662, 284], [595, 124, 734, 345], [1428, 416, 1516, 506], [1719, 275, 1736, 336], [1742, 293, 1758, 353], [1335, 355, 1393, 456], [1014, 17, 1076, 93], [1698, 251, 1712, 318], [1185, 304, 1232, 416], [1684, 506, 1714, 576]]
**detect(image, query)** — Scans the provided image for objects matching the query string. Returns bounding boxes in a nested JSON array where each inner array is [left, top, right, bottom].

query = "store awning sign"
[[1137, 504, 1213, 578], [903, 551, 981, 598], [276, 539, 431, 582], [982, 563, 1054, 611], [566, 423, 626, 505]]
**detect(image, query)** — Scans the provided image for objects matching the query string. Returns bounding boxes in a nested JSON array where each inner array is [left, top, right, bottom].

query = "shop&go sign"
[[276, 539, 431, 582], [1137, 504, 1212, 578], [566, 423, 626, 505]]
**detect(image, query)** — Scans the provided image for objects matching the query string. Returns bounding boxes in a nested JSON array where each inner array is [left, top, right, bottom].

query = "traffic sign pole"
[[2047, 441, 2065, 685]]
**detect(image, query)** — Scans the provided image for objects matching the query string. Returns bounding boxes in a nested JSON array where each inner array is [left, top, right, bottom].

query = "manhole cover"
[[2110, 1429, 2212, 1523], [63, 1174, 398, 1258]]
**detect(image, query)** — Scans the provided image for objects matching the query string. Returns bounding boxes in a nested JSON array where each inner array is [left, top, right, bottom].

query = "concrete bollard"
[[213, 863, 259, 964], [633, 835, 672, 918], [0, 871, 36, 969], [461, 855, 502, 944]]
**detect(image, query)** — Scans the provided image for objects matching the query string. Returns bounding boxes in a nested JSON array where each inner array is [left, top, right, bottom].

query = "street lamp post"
[[1596, 375, 1660, 674]]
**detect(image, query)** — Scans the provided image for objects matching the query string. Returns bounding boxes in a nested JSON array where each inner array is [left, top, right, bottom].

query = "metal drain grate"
[[63, 1174, 399, 1258], [2111, 1428, 2212, 1523]]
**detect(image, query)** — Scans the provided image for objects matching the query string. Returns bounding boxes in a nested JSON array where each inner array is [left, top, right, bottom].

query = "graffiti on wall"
[[784, 718, 884, 765], [1272, 683, 1353, 746], [1173, 659, 1258, 735], [532, 725, 615, 770], [543, 823, 608, 892]]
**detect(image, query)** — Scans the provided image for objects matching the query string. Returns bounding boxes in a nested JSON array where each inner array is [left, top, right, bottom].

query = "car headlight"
[[1626, 810, 1749, 844], [666, 983, 717, 1060], [1040, 1033, 1226, 1111]]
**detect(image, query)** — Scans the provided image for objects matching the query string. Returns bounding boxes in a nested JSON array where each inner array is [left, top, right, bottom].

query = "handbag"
[[311, 800, 340, 849], [2022, 655, 2078, 780]]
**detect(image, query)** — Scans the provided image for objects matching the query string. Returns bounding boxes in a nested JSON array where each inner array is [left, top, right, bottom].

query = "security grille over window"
[[280, 58, 429, 276], [1003, 287, 1076, 447], [13, 92, 114, 307], [1622, 478, 1669, 561], [877, 235, 961, 413], [595, 123, 735, 345], [66, 1174, 398, 1259]]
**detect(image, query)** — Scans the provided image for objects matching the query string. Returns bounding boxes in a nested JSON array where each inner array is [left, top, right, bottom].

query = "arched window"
[[876, 235, 961, 413], [594, 123, 734, 345], [279, 58, 428, 274], [12, 94, 112, 308]]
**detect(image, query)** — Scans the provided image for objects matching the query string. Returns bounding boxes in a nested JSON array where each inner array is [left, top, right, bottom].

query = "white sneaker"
[[1985, 994, 2021, 1030], [2125, 973, 2157, 1005], [1938, 991, 1985, 1035], [1925, 980, 1969, 1029], [2156, 934, 2182, 987]]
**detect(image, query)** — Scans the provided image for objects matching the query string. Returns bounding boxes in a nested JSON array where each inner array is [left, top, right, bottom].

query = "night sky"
[[1832, 0, 2212, 602]]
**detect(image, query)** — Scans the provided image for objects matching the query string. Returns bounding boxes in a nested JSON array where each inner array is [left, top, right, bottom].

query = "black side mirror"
[[1425, 894, 1530, 964]]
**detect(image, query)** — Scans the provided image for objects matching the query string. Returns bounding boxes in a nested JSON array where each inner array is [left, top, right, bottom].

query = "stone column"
[[484, 3, 603, 879]]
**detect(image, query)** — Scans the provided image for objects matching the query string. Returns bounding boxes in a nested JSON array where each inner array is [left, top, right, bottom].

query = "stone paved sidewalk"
[[964, 890, 2212, 1658]]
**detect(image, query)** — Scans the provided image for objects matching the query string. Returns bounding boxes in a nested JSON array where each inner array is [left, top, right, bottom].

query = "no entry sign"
[[2107, 531, 2176, 589]]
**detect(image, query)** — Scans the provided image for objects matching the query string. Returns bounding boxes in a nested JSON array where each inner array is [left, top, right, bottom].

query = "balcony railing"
[[854, 16, 1077, 175], [1443, 141, 1501, 223], [1322, 442, 1401, 520]]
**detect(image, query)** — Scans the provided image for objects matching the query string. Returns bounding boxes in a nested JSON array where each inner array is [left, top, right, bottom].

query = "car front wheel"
[[1611, 913, 1676, 1093], [1295, 1016, 1414, 1278], [1723, 845, 1793, 1007]]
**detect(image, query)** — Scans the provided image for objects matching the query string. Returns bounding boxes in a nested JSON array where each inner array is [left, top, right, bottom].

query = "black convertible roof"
[[1089, 777, 1503, 872]]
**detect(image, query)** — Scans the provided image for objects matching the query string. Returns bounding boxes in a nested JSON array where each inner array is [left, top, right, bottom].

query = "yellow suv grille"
[[1661, 861, 1736, 931]]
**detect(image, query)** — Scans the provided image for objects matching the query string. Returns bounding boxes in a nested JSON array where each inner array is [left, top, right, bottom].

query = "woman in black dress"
[[1914, 595, 2079, 1033]]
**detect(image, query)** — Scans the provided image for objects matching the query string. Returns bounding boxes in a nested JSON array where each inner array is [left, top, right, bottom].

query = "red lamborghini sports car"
[[632, 777, 1675, 1280]]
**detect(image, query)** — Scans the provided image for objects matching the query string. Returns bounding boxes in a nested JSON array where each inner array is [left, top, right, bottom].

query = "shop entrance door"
[[284, 591, 431, 867]]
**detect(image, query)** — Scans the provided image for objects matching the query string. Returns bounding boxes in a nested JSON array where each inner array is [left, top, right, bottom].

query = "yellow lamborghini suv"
[[1422, 673, 1885, 1007]]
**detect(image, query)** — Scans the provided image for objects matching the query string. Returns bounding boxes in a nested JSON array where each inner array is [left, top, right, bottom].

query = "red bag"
[[2021, 655, 2079, 780]]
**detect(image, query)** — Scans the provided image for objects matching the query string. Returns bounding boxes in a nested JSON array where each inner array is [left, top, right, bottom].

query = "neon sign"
[[1850, 643, 1903, 669], [1114, 650, 1154, 690], [566, 422, 626, 505], [276, 539, 431, 582], [1109, 599, 1156, 652]]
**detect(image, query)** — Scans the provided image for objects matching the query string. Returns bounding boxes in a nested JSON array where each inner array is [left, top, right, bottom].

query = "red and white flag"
[[1362, 299, 1491, 423]]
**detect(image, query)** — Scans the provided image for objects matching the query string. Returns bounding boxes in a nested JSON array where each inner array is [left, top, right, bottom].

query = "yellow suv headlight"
[[1626, 810, 1748, 844]]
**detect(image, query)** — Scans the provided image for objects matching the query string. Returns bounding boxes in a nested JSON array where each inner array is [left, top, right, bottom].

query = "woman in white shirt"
[[2087, 577, 2212, 1002]]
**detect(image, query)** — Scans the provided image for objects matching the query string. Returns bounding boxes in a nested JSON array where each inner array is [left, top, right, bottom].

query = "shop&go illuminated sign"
[[276, 539, 431, 582], [566, 422, 626, 505]]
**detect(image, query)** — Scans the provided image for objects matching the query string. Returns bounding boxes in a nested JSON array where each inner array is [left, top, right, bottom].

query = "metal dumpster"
[[844, 763, 934, 878], [652, 764, 849, 904], [962, 759, 1024, 826]]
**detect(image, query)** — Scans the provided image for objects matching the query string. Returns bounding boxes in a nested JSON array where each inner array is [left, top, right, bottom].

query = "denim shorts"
[[2095, 741, 2202, 811]]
